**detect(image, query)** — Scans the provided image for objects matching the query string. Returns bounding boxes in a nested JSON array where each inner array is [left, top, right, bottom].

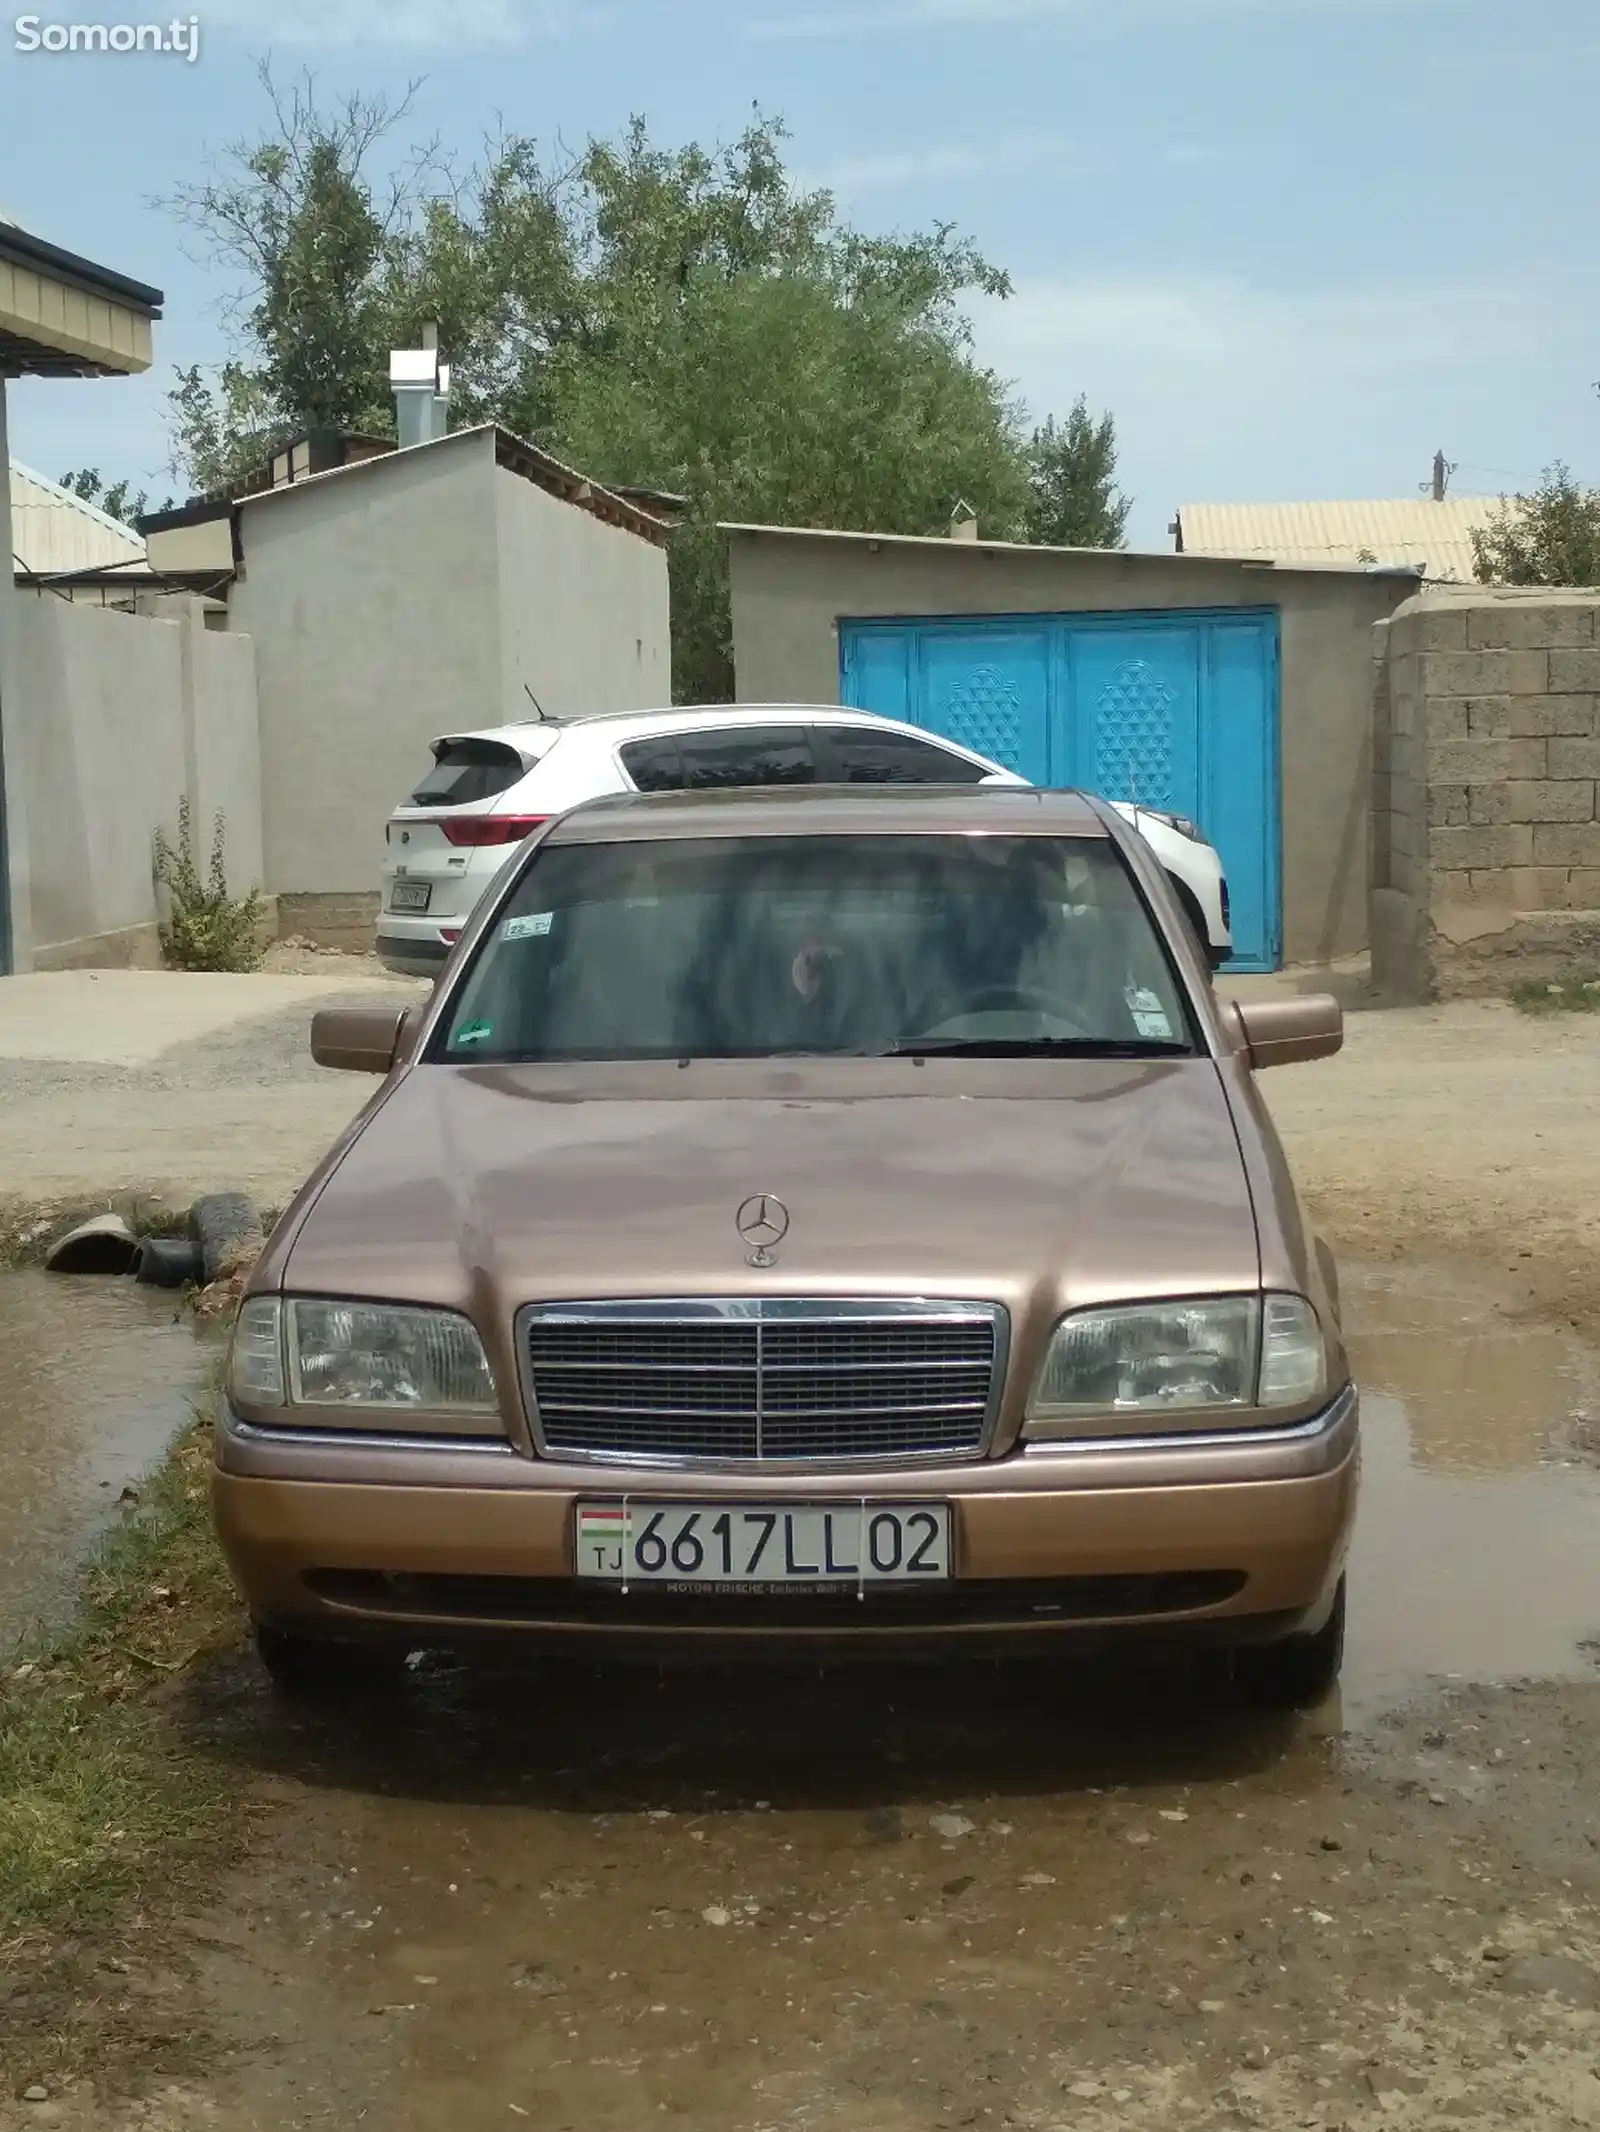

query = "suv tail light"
[[424, 815, 551, 848]]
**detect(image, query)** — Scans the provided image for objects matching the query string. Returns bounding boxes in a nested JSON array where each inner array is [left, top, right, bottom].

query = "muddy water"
[[1344, 1264, 1600, 1715], [0, 1269, 213, 1649], [168, 1261, 1600, 2132]]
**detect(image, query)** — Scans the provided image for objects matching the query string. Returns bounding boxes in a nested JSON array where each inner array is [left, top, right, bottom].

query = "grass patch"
[[0, 1414, 247, 1944], [1510, 975, 1600, 1016]]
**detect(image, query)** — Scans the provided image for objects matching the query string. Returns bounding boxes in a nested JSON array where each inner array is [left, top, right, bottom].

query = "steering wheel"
[[956, 984, 1070, 1020], [914, 984, 1095, 1044]]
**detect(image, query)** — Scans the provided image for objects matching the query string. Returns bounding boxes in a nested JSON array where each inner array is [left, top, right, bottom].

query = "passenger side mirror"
[[311, 1005, 413, 1074], [1225, 994, 1343, 1070]]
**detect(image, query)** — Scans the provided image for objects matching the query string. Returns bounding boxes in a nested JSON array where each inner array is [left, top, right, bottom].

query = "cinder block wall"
[[1371, 588, 1600, 998]]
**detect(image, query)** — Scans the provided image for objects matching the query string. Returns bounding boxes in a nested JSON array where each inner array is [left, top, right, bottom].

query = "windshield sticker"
[[453, 1019, 495, 1048], [501, 911, 554, 941], [1125, 987, 1174, 1041]]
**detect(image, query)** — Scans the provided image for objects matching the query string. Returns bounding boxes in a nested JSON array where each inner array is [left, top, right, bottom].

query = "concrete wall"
[[1371, 588, 1600, 999], [184, 602, 263, 892], [230, 427, 503, 904], [231, 426, 671, 930], [494, 465, 671, 721], [6, 593, 260, 968], [728, 529, 1412, 967], [0, 383, 24, 972]]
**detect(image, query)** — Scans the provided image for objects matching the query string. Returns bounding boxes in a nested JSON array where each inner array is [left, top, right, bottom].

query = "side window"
[[619, 735, 685, 793], [674, 727, 817, 790], [820, 727, 990, 785]]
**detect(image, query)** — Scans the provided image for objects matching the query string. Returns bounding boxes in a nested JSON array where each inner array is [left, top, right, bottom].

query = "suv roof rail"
[[507, 701, 845, 733]]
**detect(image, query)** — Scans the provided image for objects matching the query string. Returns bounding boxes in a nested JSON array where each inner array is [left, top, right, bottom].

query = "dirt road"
[[0, 969, 420, 1215], [4, 991, 1600, 2132]]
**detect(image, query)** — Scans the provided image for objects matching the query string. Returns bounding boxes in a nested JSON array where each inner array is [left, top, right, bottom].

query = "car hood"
[[280, 1060, 1259, 1331]]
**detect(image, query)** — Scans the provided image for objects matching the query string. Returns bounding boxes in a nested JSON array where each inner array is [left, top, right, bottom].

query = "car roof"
[[463, 703, 987, 744], [544, 785, 1109, 843]]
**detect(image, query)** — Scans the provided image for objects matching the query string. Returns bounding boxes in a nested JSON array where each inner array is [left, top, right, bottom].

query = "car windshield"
[[437, 833, 1197, 1063]]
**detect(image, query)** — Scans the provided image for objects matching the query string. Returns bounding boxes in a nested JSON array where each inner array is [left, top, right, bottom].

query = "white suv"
[[377, 704, 1232, 978]]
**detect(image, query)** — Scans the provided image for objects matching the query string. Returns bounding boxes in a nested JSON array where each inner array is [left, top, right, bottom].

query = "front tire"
[[1232, 1578, 1346, 1711]]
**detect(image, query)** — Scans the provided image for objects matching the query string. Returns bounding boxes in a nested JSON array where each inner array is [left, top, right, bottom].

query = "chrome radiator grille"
[[521, 1300, 1006, 1466]]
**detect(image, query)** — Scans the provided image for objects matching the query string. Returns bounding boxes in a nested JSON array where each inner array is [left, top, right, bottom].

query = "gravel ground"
[[0, 987, 422, 1216]]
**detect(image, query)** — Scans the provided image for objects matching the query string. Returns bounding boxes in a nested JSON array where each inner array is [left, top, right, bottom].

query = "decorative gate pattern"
[[937, 662, 1024, 770], [1091, 658, 1177, 809]]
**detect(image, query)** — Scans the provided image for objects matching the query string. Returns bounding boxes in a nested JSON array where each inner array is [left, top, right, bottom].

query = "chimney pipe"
[[390, 341, 451, 448]]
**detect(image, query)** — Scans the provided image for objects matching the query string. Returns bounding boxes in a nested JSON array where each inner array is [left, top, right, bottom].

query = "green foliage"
[[1471, 463, 1600, 588], [55, 468, 175, 527], [1510, 974, 1600, 1016], [0, 1415, 239, 1953], [152, 798, 265, 973], [1023, 396, 1130, 550], [163, 87, 1051, 698], [167, 361, 295, 499]]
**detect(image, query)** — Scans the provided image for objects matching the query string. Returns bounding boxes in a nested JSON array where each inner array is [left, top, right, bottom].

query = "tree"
[[163, 90, 1036, 697], [57, 467, 173, 527], [163, 65, 428, 475], [1023, 397, 1129, 550], [1471, 463, 1600, 588]]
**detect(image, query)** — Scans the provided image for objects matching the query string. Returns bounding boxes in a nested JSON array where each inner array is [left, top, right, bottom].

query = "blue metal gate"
[[840, 607, 1281, 972]]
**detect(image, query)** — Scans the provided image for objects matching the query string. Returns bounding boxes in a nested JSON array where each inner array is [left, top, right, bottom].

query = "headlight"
[[1024, 1294, 1324, 1438], [1145, 809, 1202, 841], [228, 1296, 498, 1418], [232, 1296, 287, 1406]]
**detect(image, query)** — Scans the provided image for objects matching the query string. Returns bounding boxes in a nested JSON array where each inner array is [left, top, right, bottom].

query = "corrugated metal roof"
[[1175, 498, 1503, 583], [721, 520, 1415, 576], [9, 462, 149, 574]]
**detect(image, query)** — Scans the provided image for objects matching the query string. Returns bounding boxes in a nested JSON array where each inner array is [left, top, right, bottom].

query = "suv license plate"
[[575, 1502, 951, 1586], [389, 880, 432, 913]]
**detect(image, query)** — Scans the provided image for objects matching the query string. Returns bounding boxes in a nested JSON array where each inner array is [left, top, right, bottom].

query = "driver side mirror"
[[1223, 994, 1343, 1069]]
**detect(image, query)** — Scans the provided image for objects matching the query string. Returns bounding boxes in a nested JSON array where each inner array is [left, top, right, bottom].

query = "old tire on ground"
[[131, 1235, 205, 1288], [1232, 1577, 1346, 1711], [254, 1623, 395, 1700], [194, 1191, 266, 1285]]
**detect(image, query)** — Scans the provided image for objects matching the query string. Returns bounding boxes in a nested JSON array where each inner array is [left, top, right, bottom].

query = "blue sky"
[[2, 0, 1594, 545]]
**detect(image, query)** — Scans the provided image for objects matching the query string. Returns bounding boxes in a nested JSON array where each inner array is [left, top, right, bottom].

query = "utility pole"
[[1431, 449, 1450, 502]]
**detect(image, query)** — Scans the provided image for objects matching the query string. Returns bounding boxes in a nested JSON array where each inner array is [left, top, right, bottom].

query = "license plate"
[[574, 1501, 951, 1586], [389, 879, 432, 912]]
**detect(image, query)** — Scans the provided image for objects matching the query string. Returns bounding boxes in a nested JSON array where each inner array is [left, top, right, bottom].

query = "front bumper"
[[213, 1388, 1358, 1653]]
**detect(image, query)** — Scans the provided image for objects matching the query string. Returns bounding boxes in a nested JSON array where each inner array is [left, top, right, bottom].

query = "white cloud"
[[974, 269, 1585, 544], [814, 129, 1073, 192], [752, 0, 1443, 40], [199, 0, 585, 50]]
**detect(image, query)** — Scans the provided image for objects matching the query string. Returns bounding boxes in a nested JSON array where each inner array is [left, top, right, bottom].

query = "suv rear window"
[[409, 739, 526, 808]]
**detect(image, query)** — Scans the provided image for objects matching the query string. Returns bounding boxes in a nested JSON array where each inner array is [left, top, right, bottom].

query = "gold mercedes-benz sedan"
[[215, 786, 1356, 1710]]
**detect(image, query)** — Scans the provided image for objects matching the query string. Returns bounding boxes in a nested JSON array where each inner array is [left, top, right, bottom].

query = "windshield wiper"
[[877, 1037, 1194, 1059]]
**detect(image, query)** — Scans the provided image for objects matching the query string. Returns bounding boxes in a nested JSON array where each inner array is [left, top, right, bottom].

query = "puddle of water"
[[0, 1268, 214, 1650], [1343, 1265, 1600, 1717]]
